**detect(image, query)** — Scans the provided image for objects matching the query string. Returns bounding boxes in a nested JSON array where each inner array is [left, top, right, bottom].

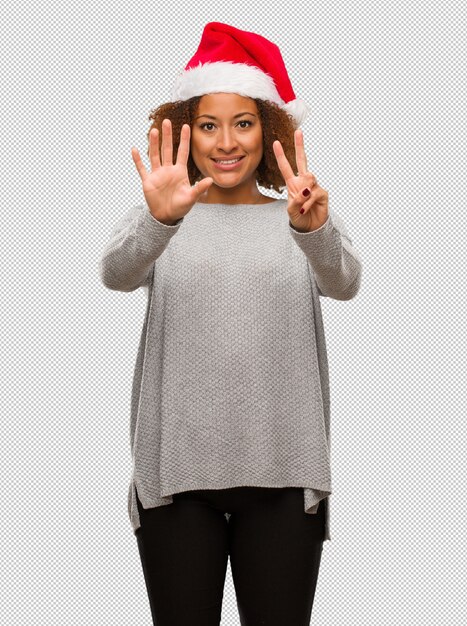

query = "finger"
[[291, 184, 317, 212], [149, 128, 161, 169], [294, 129, 308, 176], [301, 174, 318, 195], [272, 140, 295, 182], [299, 187, 324, 213], [193, 176, 213, 198], [299, 196, 315, 214], [162, 118, 173, 166], [176, 124, 190, 166], [131, 147, 147, 181]]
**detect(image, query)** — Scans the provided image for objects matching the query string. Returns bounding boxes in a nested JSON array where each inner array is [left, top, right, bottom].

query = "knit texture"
[[98, 198, 362, 542]]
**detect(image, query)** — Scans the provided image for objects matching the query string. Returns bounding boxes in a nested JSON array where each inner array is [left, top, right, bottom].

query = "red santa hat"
[[170, 22, 310, 129]]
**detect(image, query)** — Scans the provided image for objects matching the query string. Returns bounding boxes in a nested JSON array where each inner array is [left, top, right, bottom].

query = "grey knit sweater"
[[98, 198, 362, 542]]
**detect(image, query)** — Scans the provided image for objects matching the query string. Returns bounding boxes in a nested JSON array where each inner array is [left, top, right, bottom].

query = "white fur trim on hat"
[[282, 99, 311, 128], [170, 61, 283, 105], [169, 61, 310, 128]]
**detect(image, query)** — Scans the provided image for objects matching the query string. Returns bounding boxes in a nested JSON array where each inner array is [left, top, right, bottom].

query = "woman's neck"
[[196, 183, 272, 205]]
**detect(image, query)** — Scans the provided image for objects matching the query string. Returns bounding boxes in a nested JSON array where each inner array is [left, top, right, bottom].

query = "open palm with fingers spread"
[[273, 129, 329, 233], [131, 119, 213, 225]]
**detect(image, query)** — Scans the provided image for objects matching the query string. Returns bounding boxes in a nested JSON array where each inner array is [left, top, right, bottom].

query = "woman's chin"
[[202, 176, 242, 189]]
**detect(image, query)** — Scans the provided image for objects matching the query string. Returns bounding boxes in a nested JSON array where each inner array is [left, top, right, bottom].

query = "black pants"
[[135, 486, 325, 626]]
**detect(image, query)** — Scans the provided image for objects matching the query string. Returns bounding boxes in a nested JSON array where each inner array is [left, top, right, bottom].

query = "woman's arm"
[[98, 203, 183, 292], [289, 208, 362, 300]]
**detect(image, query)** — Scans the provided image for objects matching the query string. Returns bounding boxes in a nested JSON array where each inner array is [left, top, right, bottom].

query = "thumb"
[[193, 177, 214, 199]]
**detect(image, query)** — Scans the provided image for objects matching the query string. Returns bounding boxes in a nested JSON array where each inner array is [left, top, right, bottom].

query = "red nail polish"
[[300, 207, 305, 214], [302, 188, 310, 196]]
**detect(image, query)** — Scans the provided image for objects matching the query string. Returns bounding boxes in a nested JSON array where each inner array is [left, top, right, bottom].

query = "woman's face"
[[190, 93, 264, 197]]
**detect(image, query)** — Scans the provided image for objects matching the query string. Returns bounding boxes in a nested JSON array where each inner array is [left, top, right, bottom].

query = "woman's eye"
[[199, 120, 252, 131]]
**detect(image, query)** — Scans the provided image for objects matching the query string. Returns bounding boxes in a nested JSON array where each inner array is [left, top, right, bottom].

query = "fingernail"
[[302, 188, 310, 197], [300, 207, 305, 214]]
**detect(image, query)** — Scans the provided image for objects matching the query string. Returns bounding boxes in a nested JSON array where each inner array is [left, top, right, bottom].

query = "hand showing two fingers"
[[131, 119, 213, 224], [273, 129, 329, 233]]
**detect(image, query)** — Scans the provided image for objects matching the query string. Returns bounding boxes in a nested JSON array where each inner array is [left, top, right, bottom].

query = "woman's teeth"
[[211, 156, 245, 170]]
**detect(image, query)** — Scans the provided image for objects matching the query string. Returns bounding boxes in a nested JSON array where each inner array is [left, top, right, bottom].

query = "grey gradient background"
[[2, 0, 466, 624]]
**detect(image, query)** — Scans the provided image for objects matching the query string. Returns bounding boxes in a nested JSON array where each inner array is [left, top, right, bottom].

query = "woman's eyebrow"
[[194, 112, 257, 120]]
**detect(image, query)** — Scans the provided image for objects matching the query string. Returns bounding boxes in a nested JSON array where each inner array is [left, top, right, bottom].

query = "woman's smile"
[[210, 155, 246, 170]]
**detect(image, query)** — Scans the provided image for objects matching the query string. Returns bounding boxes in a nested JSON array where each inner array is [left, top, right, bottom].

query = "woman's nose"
[[217, 128, 238, 152]]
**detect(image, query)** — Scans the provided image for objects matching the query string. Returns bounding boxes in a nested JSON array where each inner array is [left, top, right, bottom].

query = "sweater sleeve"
[[288, 209, 362, 300], [98, 202, 184, 292]]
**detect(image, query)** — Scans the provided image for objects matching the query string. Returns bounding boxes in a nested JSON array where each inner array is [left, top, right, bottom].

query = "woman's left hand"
[[273, 129, 329, 232]]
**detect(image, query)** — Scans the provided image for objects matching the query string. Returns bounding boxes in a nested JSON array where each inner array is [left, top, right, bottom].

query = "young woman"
[[99, 22, 362, 626]]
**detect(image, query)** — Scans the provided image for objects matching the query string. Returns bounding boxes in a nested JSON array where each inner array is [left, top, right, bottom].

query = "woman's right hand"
[[131, 119, 213, 225]]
